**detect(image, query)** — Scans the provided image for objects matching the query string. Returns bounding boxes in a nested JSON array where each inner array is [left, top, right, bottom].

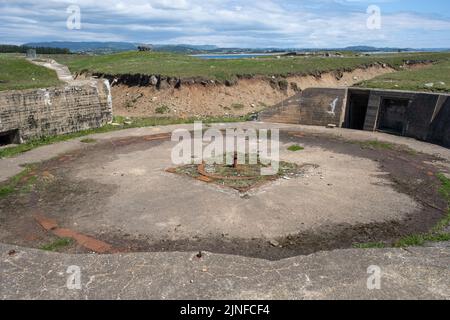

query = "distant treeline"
[[0, 45, 70, 54]]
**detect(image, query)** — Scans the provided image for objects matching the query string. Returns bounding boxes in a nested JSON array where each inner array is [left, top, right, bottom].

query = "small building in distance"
[[137, 44, 153, 52]]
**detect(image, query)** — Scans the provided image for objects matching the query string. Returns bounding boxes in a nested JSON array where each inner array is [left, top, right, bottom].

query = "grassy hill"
[[357, 59, 450, 92], [52, 51, 450, 82], [0, 54, 61, 91]]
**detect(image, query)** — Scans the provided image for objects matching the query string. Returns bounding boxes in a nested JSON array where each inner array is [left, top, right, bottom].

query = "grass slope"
[[52, 51, 450, 82], [357, 58, 450, 92], [0, 54, 61, 91]]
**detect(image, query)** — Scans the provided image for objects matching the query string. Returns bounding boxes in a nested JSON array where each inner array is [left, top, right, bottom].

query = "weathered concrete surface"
[[1, 121, 449, 259], [1, 122, 449, 183], [0, 59, 112, 142], [0, 82, 113, 142], [29, 59, 75, 84], [63, 133, 417, 241], [1, 123, 449, 299], [258, 88, 347, 126], [260, 87, 450, 148], [1, 244, 448, 300]]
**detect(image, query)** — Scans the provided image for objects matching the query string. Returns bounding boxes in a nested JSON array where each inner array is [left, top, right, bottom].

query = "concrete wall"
[[259, 87, 346, 126], [0, 80, 112, 143], [259, 86, 450, 148], [355, 89, 441, 141], [428, 96, 450, 148]]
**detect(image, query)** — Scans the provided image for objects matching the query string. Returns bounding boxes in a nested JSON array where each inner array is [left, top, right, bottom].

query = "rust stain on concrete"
[[34, 213, 114, 253]]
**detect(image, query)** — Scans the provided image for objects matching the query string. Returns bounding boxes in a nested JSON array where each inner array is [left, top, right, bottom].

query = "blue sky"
[[1, 0, 449, 48]]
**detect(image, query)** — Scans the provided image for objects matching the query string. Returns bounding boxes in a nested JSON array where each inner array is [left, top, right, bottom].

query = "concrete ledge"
[[1, 244, 449, 300]]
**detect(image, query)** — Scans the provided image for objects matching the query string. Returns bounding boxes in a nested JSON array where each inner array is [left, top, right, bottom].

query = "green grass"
[[0, 115, 252, 159], [357, 58, 450, 92], [359, 140, 394, 150], [353, 242, 386, 249], [0, 54, 62, 91], [394, 173, 450, 247], [287, 145, 304, 152], [432, 173, 450, 232], [357, 173, 450, 249], [155, 105, 170, 114], [437, 173, 450, 200], [395, 233, 450, 247], [40, 238, 73, 251], [50, 51, 450, 82], [0, 166, 37, 198], [80, 138, 96, 144]]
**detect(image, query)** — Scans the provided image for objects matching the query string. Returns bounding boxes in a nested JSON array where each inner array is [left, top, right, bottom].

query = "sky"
[[1, 0, 450, 48]]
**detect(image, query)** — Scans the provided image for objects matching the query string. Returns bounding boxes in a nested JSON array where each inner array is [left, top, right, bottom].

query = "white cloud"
[[0, 0, 449, 47]]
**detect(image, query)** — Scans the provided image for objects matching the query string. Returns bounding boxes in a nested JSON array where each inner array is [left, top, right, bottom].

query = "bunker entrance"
[[378, 98, 409, 135], [346, 91, 369, 130], [0, 129, 20, 146]]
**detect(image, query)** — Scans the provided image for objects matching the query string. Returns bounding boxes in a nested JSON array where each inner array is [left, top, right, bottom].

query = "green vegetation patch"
[[155, 105, 171, 114], [357, 58, 450, 92], [395, 233, 450, 248], [356, 172, 450, 249], [0, 166, 38, 198], [51, 51, 450, 83], [80, 138, 96, 144], [359, 140, 394, 150], [288, 145, 304, 152], [40, 238, 73, 252], [0, 54, 62, 91], [353, 242, 386, 249]]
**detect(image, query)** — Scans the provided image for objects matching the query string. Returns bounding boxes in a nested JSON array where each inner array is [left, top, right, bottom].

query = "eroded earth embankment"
[[78, 63, 398, 118]]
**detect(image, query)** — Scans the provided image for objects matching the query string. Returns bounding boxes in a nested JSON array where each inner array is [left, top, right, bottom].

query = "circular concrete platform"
[[0, 124, 448, 260]]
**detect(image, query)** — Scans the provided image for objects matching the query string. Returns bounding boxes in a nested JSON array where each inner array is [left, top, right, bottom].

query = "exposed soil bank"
[[99, 64, 397, 118]]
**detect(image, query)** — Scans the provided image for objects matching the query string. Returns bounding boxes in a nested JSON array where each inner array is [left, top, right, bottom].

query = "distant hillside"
[[21, 41, 449, 54], [343, 46, 409, 52], [23, 42, 221, 54], [24, 41, 137, 53], [152, 44, 219, 53], [0, 44, 70, 54]]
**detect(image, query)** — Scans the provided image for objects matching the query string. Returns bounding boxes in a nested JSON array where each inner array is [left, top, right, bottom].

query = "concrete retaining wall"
[[258, 87, 450, 148], [0, 80, 113, 143], [352, 88, 449, 147], [258, 88, 347, 126], [428, 96, 450, 148]]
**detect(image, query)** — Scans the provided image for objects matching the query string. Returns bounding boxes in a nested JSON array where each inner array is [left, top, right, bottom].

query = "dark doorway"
[[0, 129, 20, 146], [378, 98, 409, 135], [347, 92, 369, 130]]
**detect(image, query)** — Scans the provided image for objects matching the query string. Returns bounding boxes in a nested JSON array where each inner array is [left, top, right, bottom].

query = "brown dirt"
[[112, 65, 396, 118]]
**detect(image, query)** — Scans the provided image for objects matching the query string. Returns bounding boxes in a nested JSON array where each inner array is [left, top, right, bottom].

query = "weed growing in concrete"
[[353, 242, 386, 249], [40, 238, 73, 251], [360, 140, 394, 150], [80, 138, 96, 143], [0, 166, 37, 198], [288, 145, 304, 152]]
